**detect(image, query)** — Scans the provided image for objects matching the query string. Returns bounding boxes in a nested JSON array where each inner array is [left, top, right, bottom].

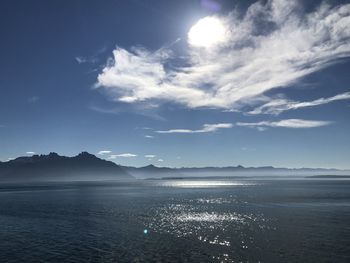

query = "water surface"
[[0, 178, 349, 262]]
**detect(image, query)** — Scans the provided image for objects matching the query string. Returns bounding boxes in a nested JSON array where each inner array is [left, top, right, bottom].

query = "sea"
[[0, 178, 349, 262]]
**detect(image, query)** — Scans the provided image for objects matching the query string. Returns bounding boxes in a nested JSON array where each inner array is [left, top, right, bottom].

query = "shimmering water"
[[0, 178, 349, 262]]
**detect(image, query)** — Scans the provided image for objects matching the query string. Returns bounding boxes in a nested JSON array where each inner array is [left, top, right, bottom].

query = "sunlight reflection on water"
[[146, 194, 270, 263], [142, 182, 275, 263], [158, 180, 256, 188]]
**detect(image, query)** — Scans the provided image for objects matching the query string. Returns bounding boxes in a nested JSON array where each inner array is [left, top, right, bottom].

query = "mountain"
[[1, 152, 349, 181], [0, 152, 132, 182]]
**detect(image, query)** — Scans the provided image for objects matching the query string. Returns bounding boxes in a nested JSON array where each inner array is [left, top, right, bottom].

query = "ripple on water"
[[193, 196, 239, 204], [176, 211, 244, 223]]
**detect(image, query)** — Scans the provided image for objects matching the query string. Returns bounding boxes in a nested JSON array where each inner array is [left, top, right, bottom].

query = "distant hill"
[[123, 164, 350, 179], [0, 152, 132, 182], [306, 175, 350, 178]]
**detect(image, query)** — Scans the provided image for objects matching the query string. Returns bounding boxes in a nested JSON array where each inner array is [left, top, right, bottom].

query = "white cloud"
[[144, 135, 154, 138], [249, 92, 350, 115], [109, 153, 138, 159], [97, 150, 112, 155], [26, 151, 36, 155], [145, 154, 156, 158], [96, 1, 350, 110], [237, 119, 332, 129], [154, 118, 332, 132], [156, 123, 232, 134], [157, 159, 164, 162]]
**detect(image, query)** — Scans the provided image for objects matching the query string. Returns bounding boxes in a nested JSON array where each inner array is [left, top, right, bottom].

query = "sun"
[[188, 16, 226, 48]]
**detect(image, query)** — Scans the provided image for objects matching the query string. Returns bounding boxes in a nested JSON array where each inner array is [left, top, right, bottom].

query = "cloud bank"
[[96, 0, 350, 111]]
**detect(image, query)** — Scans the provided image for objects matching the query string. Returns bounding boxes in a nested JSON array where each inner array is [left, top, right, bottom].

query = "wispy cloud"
[[144, 135, 154, 139], [157, 159, 164, 162], [89, 105, 123, 114], [75, 57, 88, 64], [97, 150, 112, 155], [109, 153, 138, 159], [145, 154, 156, 158], [89, 104, 166, 121], [241, 147, 256, 152], [156, 119, 330, 133], [96, 1, 350, 110], [156, 123, 232, 134], [26, 151, 36, 155], [249, 92, 350, 115], [75, 46, 107, 64], [28, 96, 39, 104], [237, 119, 332, 130]]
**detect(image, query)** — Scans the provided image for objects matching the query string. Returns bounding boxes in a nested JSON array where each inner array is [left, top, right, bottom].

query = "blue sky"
[[0, 0, 350, 169]]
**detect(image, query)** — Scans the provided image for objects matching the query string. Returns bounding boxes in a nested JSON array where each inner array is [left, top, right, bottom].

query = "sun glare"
[[188, 16, 226, 48]]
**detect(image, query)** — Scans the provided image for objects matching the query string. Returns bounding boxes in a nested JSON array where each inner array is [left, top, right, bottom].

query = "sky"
[[0, 0, 350, 169]]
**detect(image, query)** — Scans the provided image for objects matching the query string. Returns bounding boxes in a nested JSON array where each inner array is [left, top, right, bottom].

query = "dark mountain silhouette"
[[1, 152, 349, 181], [0, 152, 132, 182]]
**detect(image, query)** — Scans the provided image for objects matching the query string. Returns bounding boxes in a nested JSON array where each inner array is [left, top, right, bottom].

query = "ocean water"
[[0, 178, 349, 262]]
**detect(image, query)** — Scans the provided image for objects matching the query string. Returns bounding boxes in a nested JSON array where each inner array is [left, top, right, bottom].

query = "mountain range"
[[0, 152, 349, 182], [0, 152, 131, 182]]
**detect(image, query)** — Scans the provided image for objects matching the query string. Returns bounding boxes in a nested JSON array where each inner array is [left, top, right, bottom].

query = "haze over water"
[[0, 178, 349, 262]]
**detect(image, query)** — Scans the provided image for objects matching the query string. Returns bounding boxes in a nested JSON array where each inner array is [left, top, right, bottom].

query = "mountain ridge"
[[1, 152, 349, 181]]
